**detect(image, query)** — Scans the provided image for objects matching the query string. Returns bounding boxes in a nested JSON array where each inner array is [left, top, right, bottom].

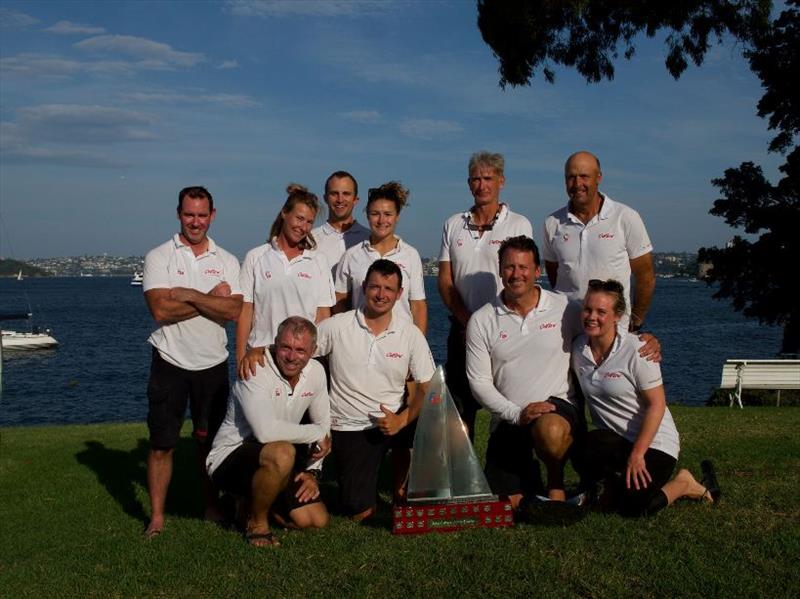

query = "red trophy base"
[[392, 497, 514, 535]]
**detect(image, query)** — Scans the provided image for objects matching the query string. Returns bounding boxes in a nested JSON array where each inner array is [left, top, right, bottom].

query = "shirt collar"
[[270, 237, 312, 259], [355, 307, 398, 335], [172, 233, 217, 255], [462, 203, 509, 228], [494, 285, 549, 316], [265, 348, 307, 390]]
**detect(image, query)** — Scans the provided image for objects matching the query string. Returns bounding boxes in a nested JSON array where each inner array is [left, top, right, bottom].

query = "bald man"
[[541, 151, 655, 332]]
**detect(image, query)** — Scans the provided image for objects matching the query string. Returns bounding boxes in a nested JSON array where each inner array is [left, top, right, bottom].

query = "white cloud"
[[45, 20, 106, 35], [123, 91, 260, 108], [399, 118, 463, 140], [74, 35, 204, 69], [0, 8, 39, 29], [340, 110, 381, 124], [16, 104, 158, 143], [0, 53, 134, 78], [217, 60, 239, 69], [224, 0, 394, 17]]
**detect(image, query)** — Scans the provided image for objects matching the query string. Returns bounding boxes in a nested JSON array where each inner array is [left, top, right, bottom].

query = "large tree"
[[477, 0, 799, 354]]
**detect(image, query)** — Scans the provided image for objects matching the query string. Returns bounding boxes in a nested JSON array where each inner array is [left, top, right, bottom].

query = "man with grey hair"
[[542, 151, 655, 332], [438, 151, 533, 439], [207, 316, 331, 548]]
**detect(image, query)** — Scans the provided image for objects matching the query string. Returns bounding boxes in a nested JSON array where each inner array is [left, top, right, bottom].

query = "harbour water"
[[0, 276, 783, 426]]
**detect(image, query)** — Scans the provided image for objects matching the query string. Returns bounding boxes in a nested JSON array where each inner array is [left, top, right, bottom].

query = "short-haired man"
[[542, 151, 655, 332], [143, 186, 243, 538], [466, 236, 583, 504], [207, 317, 331, 547], [438, 151, 533, 438], [311, 171, 371, 276], [316, 259, 436, 521]]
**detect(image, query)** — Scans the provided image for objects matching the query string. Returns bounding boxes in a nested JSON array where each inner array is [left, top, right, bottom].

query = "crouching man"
[[206, 316, 331, 547]]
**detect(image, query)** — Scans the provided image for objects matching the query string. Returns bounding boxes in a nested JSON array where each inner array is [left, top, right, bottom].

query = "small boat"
[[16, 269, 23, 281], [1, 329, 58, 350], [130, 272, 143, 286]]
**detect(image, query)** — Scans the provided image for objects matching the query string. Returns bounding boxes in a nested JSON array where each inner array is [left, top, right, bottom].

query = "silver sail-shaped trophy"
[[394, 365, 513, 534]]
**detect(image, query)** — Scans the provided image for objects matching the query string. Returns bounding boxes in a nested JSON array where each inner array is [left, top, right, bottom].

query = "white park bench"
[[720, 359, 800, 408]]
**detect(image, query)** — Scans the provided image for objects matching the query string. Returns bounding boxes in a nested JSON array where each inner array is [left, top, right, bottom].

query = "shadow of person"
[[75, 437, 204, 524]]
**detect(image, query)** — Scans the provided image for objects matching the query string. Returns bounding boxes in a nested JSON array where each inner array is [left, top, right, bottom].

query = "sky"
[[0, 0, 784, 260]]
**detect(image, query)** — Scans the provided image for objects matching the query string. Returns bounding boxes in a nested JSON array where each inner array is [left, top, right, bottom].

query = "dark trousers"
[[444, 317, 480, 441]]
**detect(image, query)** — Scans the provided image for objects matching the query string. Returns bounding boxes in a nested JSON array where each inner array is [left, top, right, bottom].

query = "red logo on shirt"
[[263, 271, 272, 279], [274, 388, 281, 396], [204, 268, 221, 277], [297, 272, 312, 279], [539, 322, 557, 330], [490, 239, 503, 245], [598, 233, 615, 239], [456, 239, 464, 247], [396, 262, 406, 271], [385, 352, 404, 359], [499, 331, 509, 341], [604, 372, 623, 379], [301, 391, 314, 398], [177, 269, 185, 276], [562, 234, 569, 242]]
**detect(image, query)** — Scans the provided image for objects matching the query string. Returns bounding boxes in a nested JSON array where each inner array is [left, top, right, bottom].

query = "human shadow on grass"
[[75, 437, 204, 525]]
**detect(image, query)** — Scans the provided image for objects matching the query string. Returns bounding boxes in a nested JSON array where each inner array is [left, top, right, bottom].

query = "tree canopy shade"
[[477, 0, 772, 87], [477, 0, 799, 354]]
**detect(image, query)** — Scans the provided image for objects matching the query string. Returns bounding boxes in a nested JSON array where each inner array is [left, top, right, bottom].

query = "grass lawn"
[[2, 407, 799, 598]]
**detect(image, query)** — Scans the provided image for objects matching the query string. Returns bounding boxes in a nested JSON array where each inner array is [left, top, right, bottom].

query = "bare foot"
[[350, 507, 375, 523], [144, 519, 164, 539], [675, 469, 713, 503], [245, 526, 280, 548]]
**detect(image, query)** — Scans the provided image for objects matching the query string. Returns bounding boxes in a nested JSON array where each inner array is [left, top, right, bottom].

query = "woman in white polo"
[[571, 279, 719, 516], [333, 181, 427, 334], [237, 184, 335, 379]]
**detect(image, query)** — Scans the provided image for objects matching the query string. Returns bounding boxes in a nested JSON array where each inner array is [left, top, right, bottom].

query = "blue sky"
[[0, 0, 782, 260]]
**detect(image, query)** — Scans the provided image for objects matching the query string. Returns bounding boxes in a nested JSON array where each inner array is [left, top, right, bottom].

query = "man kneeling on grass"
[[206, 316, 331, 547]]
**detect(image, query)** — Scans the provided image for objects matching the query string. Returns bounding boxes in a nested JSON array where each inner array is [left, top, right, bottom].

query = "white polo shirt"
[[439, 203, 533, 314], [311, 221, 371, 277], [541, 193, 653, 319], [466, 288, 582, 426], [334, 236, 426, 324], [143, 234, 242, 371], [239, 239, 335, 348], [316, 309, 436, 432], [206, 351, 331, 476], [572, 332, 679, 459]]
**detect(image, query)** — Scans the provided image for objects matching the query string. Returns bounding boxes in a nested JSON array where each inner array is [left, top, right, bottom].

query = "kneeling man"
[[207, 316, 331, 547], [316, 259, 436, 521], [466, 236, 584, 505]]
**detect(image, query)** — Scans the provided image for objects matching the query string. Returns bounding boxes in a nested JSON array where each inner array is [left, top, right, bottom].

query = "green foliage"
[[2, 409, 799, 597], [0, 258, 49, 277], [476, 0, 771, 88]]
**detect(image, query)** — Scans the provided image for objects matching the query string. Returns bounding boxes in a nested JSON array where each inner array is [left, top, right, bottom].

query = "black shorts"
[[584, 428, 676, 517], [331, 425, 412, 516], [444, 318, 480, 430], [484, 397, 585, 496], [146, 348, 229, 450], [210, 441, 321, 513]]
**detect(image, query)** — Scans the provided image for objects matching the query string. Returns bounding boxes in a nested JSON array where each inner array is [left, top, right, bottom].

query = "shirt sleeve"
[[406, 248, 426, 301], [304, 364, 332, 471], [142, 246, 170, 291], [316, 256, 336, 308], [333, 251, 351, 295], [314, 316, 335, 357], [631, 337, 663, 391], [223, 251, 243, 296], [438, 219, 452, 263], [239, 248, 257, 303], [408, 328, 436, 383], [234, 373, 325, 445], [622, 208, 654, 260], [541, 218, 557, 263], [465, 312, 523, 424]]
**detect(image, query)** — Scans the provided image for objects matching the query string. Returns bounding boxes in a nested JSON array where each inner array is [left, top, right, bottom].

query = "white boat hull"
[[1, 331, 59, 350]]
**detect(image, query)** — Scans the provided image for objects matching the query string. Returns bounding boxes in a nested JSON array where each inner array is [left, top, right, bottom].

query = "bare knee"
[[259, 442, 296, 476], [531, 414, 572, 460], [290, 504, 330, 529]]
